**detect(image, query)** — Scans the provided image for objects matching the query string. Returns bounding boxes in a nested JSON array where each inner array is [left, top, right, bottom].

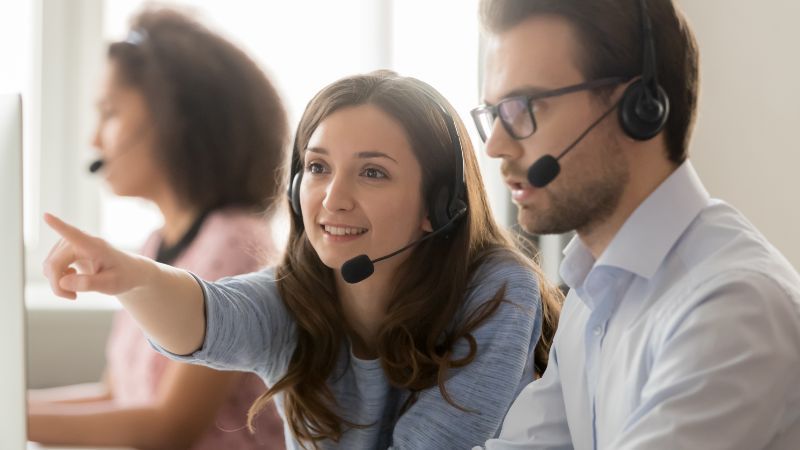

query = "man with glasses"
[[472, 0, 800, 449]]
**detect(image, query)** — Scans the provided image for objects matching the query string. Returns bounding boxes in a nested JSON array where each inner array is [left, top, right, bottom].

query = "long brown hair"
[[248, 71, 562, 446]]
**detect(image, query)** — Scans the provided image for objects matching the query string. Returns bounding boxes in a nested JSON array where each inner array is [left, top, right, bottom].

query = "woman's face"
[[300, 104, 433, 273], [91, 61, 162, 198]]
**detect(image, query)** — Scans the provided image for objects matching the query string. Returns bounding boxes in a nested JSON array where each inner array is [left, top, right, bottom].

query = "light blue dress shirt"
[[482, 161, 800, 450]]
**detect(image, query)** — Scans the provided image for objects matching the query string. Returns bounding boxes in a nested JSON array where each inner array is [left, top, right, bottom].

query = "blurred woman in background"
[[28, 9, 288, 449]]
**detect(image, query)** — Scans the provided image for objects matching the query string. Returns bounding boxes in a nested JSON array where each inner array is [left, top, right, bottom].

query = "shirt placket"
[[581, 269, 618, 450]]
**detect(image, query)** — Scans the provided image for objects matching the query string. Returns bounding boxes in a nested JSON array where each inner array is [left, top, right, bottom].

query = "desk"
[[26, 285, 120, 388]]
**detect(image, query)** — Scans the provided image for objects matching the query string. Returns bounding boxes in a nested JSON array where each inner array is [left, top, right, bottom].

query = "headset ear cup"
[[619, 79, 670, 141], [290, 172, 302, 218], [429, 186, 452, 232]]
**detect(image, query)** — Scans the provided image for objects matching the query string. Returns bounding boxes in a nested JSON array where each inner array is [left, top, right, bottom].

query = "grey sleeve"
[[391, 258, 542, 449], [149, 268, 297, 382]]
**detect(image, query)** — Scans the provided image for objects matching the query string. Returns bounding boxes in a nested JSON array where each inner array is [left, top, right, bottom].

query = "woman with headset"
[[41, 70, 562, 449], [29, 9, 286, 449]]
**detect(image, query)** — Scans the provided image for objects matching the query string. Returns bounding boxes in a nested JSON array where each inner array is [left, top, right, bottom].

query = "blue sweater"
[[153, 255, 543, 449]]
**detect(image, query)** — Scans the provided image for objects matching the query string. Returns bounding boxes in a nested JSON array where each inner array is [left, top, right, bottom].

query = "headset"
[[527, 0, 672, 188], [618, 0, 670, 141]]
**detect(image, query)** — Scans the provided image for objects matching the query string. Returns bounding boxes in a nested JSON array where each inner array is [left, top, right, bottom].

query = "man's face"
[[480, 15, 629, 236]]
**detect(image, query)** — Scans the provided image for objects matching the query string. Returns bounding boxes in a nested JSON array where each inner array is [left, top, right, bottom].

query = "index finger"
[[43, 213, 95, 245]]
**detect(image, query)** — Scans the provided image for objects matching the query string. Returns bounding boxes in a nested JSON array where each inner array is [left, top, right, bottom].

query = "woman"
[[42, 71, 562, 449], [29, 9, 287, 449]]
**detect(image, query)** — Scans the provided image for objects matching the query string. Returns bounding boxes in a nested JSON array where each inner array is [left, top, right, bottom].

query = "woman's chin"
[[314, 253, 348, 271]]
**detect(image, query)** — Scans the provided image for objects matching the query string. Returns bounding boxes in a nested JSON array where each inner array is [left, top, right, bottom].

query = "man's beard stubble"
[[517, 132, 629, 236]]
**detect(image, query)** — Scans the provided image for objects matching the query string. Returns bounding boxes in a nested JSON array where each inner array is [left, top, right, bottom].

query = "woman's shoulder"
[[469, 248, 538, 292], [139, 229, 162, 259], [177, 208, 280, 279], [461, 248, 541, 317], [200, 207, 272, 241]]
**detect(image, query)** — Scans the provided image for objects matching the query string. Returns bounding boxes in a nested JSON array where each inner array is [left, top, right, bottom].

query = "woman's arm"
[[42, 213, 206, 355], [44, 213, 295, 378], [28, 360, 243, 450], [28, 370, 112, 405], [153, 270, 297, 382], [28, 382, 112, 406]]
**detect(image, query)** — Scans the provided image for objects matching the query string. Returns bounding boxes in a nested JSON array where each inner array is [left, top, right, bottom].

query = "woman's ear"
[[422, 216, 434, 233]]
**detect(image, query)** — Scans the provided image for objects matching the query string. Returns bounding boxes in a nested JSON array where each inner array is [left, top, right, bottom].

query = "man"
[[471, 0, 800, 449]]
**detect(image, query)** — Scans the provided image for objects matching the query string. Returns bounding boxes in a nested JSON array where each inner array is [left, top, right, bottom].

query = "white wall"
[[679, 0, 800, 269]]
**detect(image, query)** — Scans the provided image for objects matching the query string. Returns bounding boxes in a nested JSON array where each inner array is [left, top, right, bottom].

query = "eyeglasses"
[[470, 77, 627, 143]]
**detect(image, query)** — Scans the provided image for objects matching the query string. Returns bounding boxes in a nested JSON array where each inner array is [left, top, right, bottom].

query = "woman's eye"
[[306, 162, 326, 174], [361, 167, 387, 179]]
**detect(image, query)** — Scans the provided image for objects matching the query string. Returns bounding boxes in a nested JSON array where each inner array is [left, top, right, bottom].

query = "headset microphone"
[[88, 158, 105, 173], [527, 102, 619, 188], [87, 126, 152, 174], [340, 207, 466, 284]]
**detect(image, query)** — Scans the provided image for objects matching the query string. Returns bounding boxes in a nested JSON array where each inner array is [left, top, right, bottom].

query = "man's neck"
[[578, 152, 679, 259]]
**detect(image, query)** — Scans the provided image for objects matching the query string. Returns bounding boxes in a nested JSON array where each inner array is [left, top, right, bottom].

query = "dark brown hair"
[[108, 8, 289, 212], [246, 71, 562, 447], [480, 0, 700, 164]]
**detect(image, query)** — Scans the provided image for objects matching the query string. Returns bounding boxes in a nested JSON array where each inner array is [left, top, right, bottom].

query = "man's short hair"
[[480, 0, 699, 163]]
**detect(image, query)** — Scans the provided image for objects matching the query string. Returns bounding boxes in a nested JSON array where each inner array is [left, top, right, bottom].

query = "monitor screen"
[[0, 93, 28, 450]]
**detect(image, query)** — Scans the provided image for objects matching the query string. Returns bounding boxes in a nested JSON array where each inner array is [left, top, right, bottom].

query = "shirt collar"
[[560, 160, 710, 288]]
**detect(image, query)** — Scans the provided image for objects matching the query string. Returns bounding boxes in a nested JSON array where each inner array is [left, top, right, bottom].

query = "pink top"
[[105, 208, 285, 449]]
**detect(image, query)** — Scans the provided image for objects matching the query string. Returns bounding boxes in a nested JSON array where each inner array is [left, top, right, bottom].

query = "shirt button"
[[593, 326, 603, 337]]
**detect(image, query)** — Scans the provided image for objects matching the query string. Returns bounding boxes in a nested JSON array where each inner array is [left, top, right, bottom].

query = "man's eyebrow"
[[484, 85, 549, 106]]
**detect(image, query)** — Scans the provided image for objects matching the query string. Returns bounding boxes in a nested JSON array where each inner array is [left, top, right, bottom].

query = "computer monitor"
[[0, 93, 28, 450]]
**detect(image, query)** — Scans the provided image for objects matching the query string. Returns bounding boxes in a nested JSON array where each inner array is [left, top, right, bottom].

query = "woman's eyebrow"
[[355, 151, 398, 164], [305, 147, 398, 164]]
